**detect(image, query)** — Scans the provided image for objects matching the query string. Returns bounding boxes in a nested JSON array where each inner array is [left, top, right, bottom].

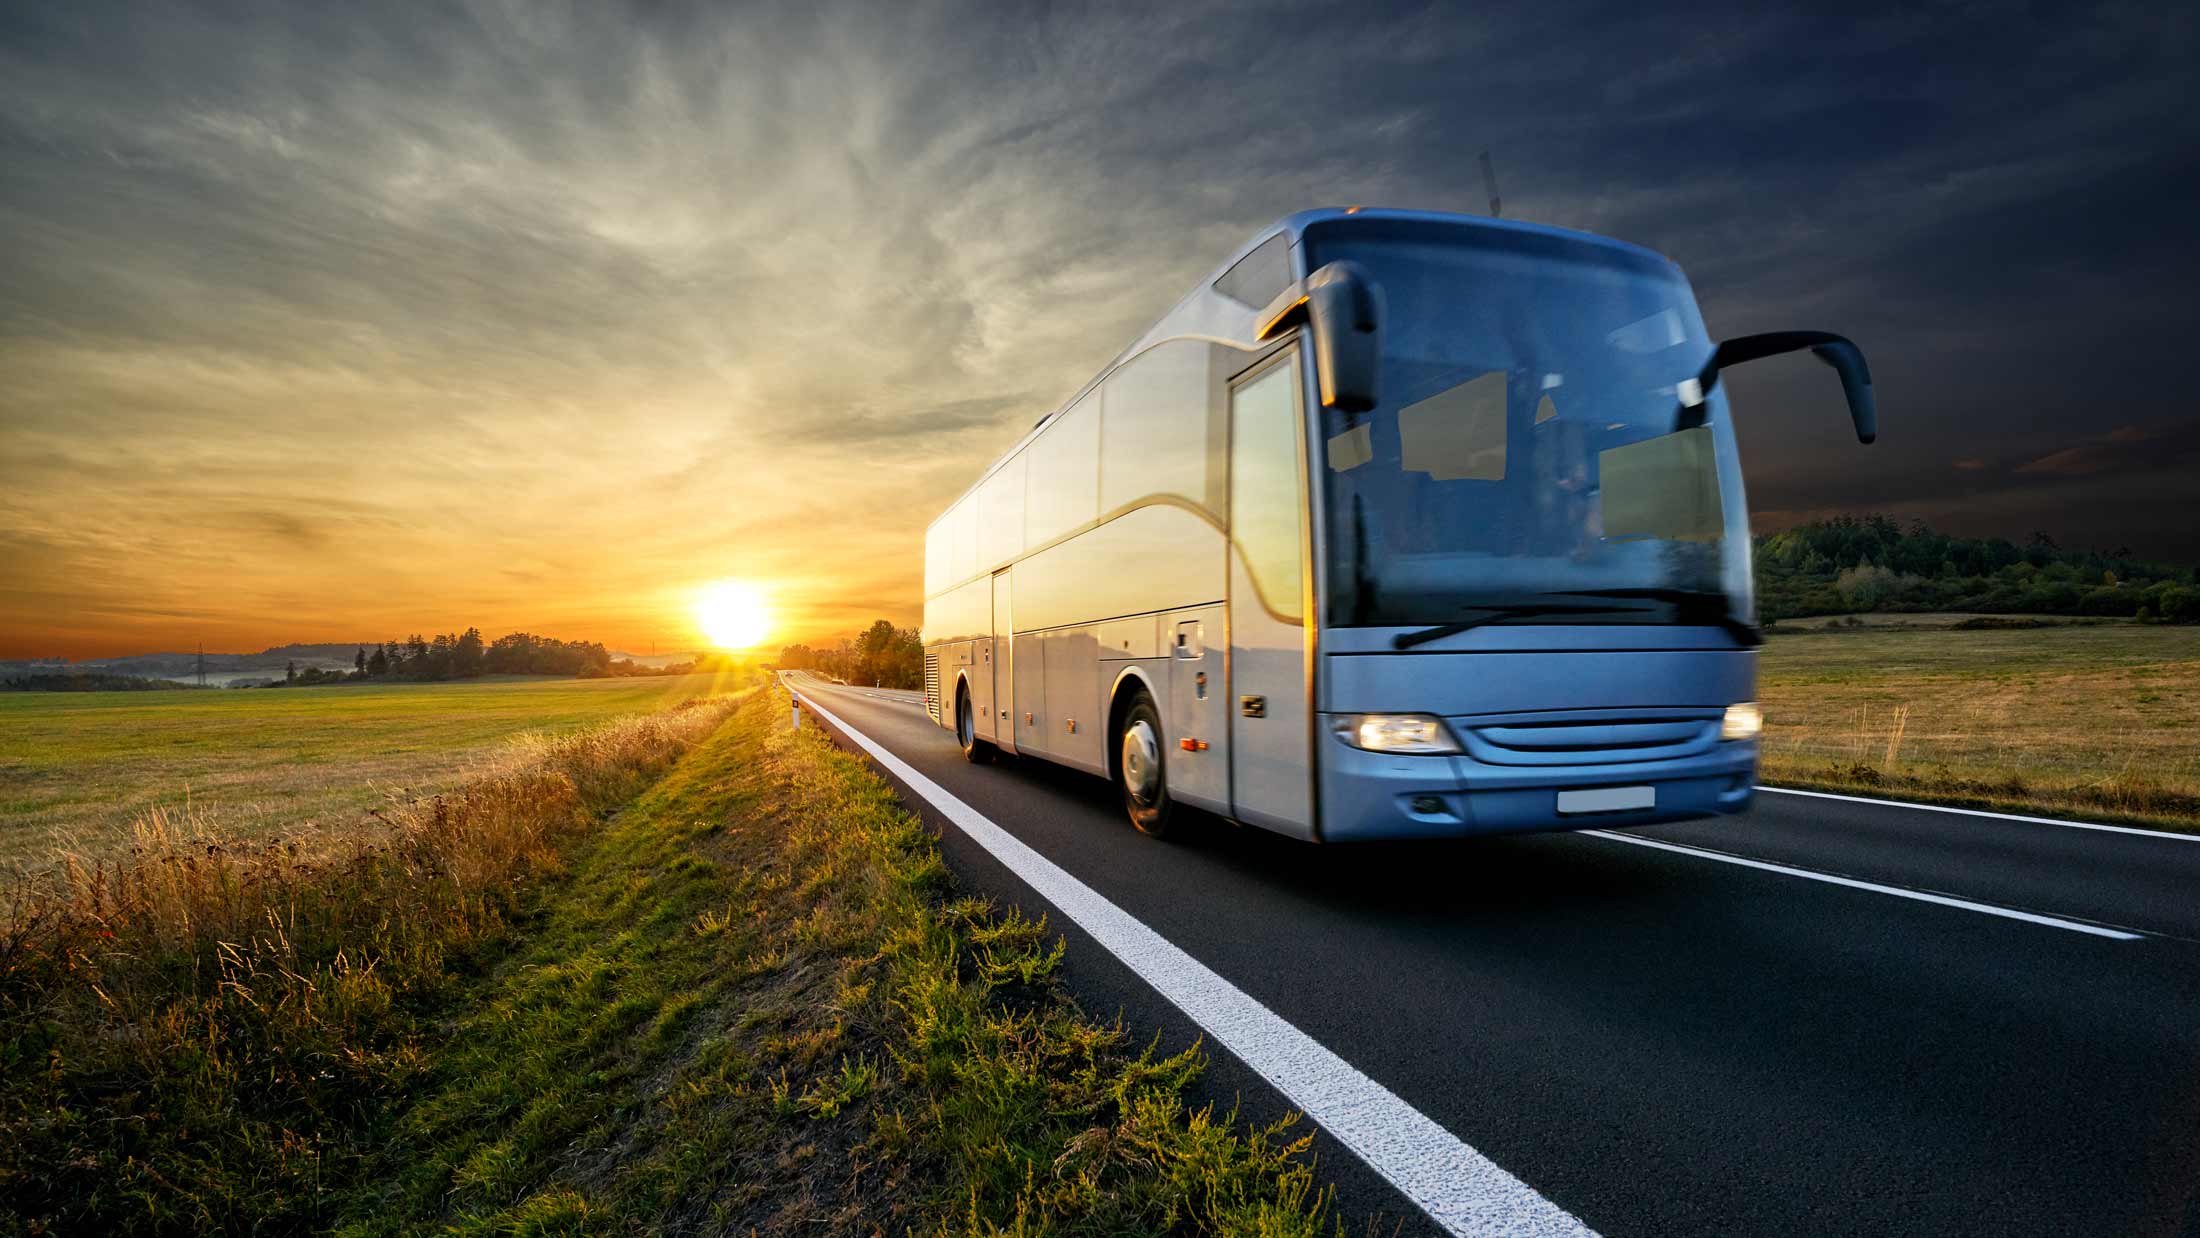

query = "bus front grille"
[[923, 654, 941, 722], [1459, 717, 1719, 767]]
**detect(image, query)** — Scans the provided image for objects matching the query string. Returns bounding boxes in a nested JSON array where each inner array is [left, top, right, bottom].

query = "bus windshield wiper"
[[1550, 587, 1762, 647], [1391, 604, 1649, 650]]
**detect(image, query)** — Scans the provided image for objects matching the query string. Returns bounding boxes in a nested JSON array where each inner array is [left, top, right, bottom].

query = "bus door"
[[990, 568, 1013, 752], [1226, 349, 1314, 837]]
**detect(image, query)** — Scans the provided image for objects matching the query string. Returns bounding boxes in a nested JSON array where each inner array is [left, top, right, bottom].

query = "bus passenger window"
[[1213, 234, 1293, 309], [1101, 340, 1214, 514]]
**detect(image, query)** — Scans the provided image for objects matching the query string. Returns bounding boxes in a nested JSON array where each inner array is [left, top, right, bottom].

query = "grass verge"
[[0, 693, 745, 1233], [1757, 624, 2200, 833], [335, 682, 1333, 1235], [1755, 757, 2200, 833]]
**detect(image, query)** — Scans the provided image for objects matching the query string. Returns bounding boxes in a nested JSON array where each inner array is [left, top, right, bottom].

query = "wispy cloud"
[[2, 1, 2195, 655]]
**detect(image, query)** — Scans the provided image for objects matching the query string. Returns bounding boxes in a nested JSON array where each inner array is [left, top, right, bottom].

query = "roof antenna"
[[1478, 150, 1502, 218]]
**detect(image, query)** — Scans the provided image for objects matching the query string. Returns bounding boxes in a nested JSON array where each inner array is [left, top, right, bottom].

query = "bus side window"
[[1102, 340, 1215, 515]]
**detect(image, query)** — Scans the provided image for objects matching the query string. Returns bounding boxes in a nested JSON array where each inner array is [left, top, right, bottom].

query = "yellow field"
[[0, 672, 748, 870], [1757, 624, 2200, 829]]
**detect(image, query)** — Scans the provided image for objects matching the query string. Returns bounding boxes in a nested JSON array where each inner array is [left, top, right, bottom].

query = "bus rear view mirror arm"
[[1256, 260, 1381, 413], [1681, 330, 1877, 444]]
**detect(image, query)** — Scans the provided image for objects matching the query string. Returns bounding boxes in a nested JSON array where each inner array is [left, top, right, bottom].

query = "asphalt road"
[[784, 673, 2200, 1237]]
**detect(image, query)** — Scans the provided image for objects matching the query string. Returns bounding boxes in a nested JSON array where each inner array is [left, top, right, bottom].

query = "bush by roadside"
[[0, 694, 745, 1233]]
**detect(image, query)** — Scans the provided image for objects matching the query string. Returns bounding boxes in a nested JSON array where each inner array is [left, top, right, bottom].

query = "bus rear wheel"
[[1115, 692, 1174, 838], [956, 686, 995, 764]]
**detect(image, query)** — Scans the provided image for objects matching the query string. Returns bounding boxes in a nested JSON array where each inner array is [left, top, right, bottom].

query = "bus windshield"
[[1304, 220, 1754, 632]]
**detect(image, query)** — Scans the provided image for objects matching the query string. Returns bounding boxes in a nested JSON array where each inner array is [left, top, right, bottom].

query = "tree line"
[[1757, 516, 2199, 623], [777, 620, 924, 690], [280, 630, 700, 686]]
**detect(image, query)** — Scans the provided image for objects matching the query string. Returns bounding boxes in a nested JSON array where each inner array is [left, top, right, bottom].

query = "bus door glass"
[[990, 568, 1012, 750], [1227, 349, 1314, 836]]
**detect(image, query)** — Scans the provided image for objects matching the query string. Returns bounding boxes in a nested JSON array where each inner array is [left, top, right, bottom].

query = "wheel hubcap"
[[1121, 719, 1160, 806]]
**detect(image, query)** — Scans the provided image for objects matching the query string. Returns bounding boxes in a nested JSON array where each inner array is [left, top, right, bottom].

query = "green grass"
[[1758, 622, 2200, 830], [336, 683, 1333, 1236], [0, 671, 751, 870]]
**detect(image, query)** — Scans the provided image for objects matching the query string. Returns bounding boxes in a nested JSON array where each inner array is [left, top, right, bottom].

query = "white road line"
[[790, 686, 1596, 1238], [1755, 785, 2199, 842], [1582, 830, 2145, 940]]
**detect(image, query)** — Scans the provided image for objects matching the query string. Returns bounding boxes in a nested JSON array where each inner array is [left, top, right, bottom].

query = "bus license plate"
[[1557, 786, 1655, 815]]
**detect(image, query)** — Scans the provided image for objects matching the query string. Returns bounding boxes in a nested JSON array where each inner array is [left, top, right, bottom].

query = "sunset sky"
[[3, 2, 2195, 659]]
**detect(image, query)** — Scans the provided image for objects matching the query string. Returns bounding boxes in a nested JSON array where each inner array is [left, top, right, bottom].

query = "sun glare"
[[696, 580, 772, 650]]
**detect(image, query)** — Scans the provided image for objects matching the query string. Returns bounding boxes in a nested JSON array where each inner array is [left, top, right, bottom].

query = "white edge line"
[[1755, 785, 2199, 842], [789, 684, 1597, 1238], [1582, 829, 2145, 941]]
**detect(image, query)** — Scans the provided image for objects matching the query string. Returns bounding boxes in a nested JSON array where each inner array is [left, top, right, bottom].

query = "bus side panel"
[[1164, 603, 1228, 813], [1013, 632, 1047, 755], [969, 637, 995, 741], [1013, 505, 1224, 633], [1041, 627, 1105, 774], [1015, 506, 1225, 781], [924, 578, 992, 736]]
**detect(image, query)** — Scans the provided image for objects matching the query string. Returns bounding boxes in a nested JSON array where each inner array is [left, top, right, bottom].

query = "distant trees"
[[2, 672, 199, 692], [478, 631, 612, 678], [778, 620, 924, 689], [272, 627, 626, 686], [1757, 516, 2199, 622]]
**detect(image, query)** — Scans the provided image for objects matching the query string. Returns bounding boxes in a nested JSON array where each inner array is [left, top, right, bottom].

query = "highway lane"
[[784, 674, 2200, 1236]]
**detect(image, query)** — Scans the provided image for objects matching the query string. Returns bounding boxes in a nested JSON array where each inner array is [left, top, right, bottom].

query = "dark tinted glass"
[[1213, 233, 1292, 309], [1303, 221, 1753, 629]]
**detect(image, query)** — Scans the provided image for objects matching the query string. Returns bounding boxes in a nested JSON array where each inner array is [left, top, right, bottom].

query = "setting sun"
[[695, 580, 772, 650]]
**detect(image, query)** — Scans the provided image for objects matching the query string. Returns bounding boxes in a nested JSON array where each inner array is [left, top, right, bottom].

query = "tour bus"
[[920, 207, 1876, 841]]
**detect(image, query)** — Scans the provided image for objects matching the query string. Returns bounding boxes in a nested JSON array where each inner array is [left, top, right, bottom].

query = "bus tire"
[[1115, 691, 1174, 838], [956, 684, 996, 764]]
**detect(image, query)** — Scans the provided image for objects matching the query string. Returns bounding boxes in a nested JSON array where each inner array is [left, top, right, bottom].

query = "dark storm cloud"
[[2, 0, 2196, 655]]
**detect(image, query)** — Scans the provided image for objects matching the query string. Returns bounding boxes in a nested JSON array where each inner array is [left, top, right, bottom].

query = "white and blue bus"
[[922, 207, 1875, 841]]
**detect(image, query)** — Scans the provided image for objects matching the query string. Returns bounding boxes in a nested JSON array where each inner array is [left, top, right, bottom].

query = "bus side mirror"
[[1684, 330, 1877, 444], [1256, 260, 1381, 413]]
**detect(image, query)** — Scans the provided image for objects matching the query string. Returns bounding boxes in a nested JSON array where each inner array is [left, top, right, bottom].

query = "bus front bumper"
[[1315, 721, 1756, 842]]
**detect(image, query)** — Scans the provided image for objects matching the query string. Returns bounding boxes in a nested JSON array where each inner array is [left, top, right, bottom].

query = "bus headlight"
[[1334, 713, 1462, 754], [1721, 702, 1763, 741]]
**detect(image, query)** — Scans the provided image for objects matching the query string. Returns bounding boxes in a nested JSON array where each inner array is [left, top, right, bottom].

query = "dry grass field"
[[1757, 622, 2200, 830], [2, 684, 1332, 1233], [0, 671, 749, 870]]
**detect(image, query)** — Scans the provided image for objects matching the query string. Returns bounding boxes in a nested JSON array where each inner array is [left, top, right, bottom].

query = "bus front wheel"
[[956, 686, 995, 764], [1115, 692, 1174, 838]]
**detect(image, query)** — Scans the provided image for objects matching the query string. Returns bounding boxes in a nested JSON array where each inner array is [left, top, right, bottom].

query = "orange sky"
[[0, 9, 1255, 658]]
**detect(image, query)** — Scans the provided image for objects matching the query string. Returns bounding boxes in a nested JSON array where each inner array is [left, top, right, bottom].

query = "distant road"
[[782, 672, 2200, 1237]]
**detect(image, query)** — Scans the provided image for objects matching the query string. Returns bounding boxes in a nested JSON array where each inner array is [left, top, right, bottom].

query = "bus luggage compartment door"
[[1165, 611, 1227, 813]]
